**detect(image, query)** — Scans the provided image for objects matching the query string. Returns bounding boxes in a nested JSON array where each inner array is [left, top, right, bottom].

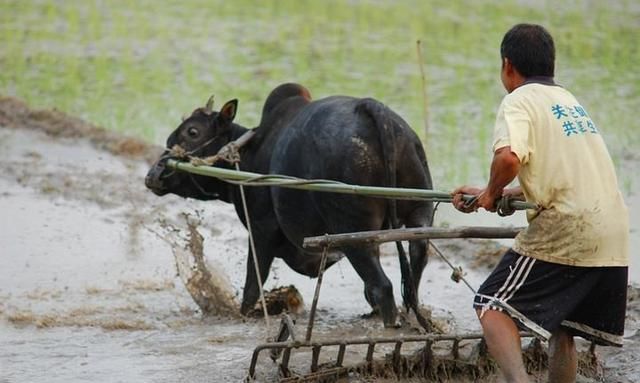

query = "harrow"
[[246, 226, 545, 382], [247, 314, 546, 382]]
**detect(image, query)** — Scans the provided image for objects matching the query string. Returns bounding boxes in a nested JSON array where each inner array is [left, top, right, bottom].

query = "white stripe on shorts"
[[494, 255, 535, 302], [502, 257, 536, 302], [493, 254, 526, 299]]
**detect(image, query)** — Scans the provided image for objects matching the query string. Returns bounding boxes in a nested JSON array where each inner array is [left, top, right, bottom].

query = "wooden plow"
[[246, 226, 549, 382]]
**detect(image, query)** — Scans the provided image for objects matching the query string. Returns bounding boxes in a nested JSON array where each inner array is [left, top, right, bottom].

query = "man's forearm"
[[454, 146, 522, 213], [485, 147, 521, 199]]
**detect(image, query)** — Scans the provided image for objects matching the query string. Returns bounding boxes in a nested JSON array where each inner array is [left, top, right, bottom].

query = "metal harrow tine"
[[452, 337, 461, 360], [310, 345, 321, 372], [336, 343, 346, 367], [280, 347, 292, 377], [270, 314, 297, 361], [247, 331, 537, 381], [392, 341, 403, 375]]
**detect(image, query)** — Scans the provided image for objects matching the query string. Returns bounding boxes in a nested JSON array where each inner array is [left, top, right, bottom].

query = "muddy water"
[[1, 122, 639, 382]]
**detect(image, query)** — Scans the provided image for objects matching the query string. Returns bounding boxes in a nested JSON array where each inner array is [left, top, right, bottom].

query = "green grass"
[[1, 0, 638, 190]]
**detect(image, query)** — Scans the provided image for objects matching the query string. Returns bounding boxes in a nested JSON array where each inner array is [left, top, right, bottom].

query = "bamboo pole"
[[166, 159, 537, 211], [416, 39, 430, 144], [302, 226, 523, 250]]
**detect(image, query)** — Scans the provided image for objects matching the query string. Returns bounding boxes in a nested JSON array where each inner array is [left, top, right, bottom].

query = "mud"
[[0, 97, 639, 382], [0, 96, 160, 162], [157, 212, 240, 318]]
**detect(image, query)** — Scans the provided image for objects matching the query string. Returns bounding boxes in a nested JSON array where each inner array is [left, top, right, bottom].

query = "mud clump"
[[245, 285, 305, 317]]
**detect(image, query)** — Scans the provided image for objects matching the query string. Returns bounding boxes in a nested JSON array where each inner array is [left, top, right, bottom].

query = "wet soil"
[[1, 97, 639, 382]]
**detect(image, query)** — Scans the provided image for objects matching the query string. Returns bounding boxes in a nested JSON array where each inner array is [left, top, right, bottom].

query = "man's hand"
[[476, 189, 501, 212], [451, 186, 484, 213], [452, 186, 503, 213], [452, 147, 521, 215]]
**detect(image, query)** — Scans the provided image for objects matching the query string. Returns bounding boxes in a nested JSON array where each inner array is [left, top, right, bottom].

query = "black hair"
[[500, 24, 555, 78]]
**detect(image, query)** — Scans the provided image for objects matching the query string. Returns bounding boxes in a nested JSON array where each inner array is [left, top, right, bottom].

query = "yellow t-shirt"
[[493, 82, 629, 267]]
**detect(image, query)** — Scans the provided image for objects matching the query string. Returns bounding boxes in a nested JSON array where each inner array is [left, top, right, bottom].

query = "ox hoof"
[[240, 302, 253, 316], [383, 320, 402, 329], [360, 308, 380, 319]]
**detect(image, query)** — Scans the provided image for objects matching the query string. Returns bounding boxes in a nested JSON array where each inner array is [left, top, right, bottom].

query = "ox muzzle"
[[145, 157, 169, 196]]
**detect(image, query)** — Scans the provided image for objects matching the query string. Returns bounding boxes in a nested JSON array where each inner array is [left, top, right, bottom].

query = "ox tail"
[[355, 99, 429, 331]]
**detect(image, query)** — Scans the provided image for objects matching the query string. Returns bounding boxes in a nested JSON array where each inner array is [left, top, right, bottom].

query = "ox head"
[[145, 96, 238, 200]]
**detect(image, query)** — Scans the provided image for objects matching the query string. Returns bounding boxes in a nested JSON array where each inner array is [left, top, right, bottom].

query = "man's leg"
[[547, 327, 577, 383], [478, 309, 530, 383]]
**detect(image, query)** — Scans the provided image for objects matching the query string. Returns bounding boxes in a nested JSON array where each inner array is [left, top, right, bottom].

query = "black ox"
[[145, 83, 434, 327]]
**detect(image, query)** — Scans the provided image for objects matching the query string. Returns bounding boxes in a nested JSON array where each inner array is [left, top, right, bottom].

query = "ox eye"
[[187, 127, 199, 138]]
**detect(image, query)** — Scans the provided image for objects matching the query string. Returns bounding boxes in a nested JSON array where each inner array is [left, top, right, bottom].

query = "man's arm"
[[452, 146, 520, 213], [477, 146, 520, 211]]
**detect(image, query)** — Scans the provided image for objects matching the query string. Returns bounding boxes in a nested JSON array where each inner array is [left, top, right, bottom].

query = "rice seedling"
[[0, 0, 637, 188]]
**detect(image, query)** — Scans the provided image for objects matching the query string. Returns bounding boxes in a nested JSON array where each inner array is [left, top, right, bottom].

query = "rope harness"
[[167, 134, 241, 166]]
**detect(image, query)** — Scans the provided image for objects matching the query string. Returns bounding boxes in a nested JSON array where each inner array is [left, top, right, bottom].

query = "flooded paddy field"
[[1, 99, 639, 382], [1, 1, 638, 381]]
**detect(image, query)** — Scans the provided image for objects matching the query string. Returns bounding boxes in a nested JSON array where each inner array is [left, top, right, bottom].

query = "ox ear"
[[219, 99, 238, 122]]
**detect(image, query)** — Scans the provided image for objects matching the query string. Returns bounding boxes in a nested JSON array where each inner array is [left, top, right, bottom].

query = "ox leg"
[[240, 245, 275, 316], [409, 239, 429, 294], [405, 207, 433, 295], [344, 245, 398, 327]]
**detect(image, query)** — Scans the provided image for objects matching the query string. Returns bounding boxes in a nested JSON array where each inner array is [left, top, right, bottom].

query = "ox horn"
[[204, 95, 215, 115]]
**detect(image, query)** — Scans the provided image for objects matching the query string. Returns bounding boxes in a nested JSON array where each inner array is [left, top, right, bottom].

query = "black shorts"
[[473, 249, 628, 346]]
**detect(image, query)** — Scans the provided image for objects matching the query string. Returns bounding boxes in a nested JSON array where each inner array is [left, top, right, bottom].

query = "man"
[[452, 24, 629, 382]]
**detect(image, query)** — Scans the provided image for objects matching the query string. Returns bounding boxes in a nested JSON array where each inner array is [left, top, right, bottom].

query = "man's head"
[[500, 24, 555, 92]]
